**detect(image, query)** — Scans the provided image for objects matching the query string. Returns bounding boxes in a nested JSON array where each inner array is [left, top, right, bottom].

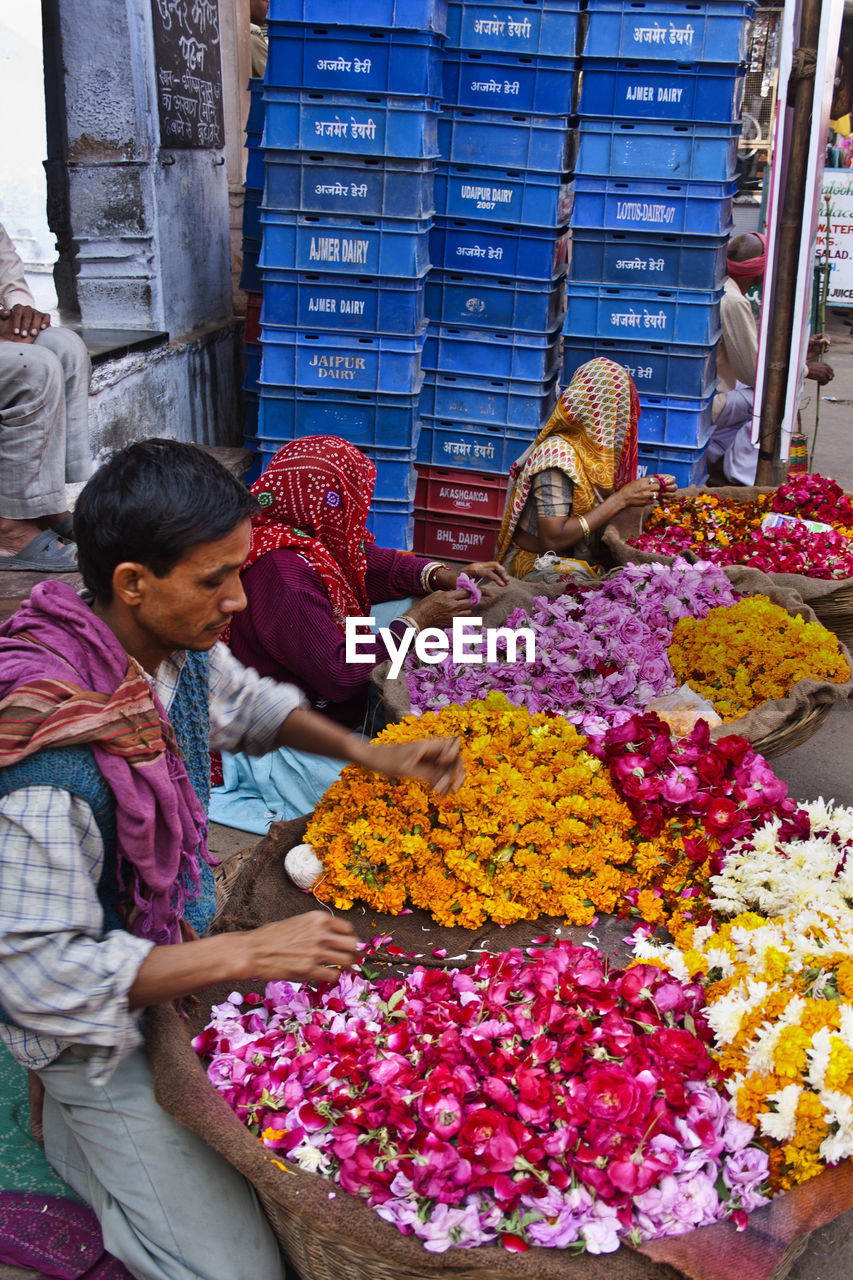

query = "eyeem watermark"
[[346, 617, 537, 680]]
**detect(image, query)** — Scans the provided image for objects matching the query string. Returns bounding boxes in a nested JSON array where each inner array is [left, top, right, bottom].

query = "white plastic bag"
[[645, 684, 722, 736]]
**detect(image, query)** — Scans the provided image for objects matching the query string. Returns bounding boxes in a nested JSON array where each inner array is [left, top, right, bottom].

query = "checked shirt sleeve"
[[0, 788, 153, 1083], [207, 641, 307, 756]]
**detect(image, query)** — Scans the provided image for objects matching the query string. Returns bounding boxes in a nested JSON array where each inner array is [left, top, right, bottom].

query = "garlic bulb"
[[284, 843, 325, 891]]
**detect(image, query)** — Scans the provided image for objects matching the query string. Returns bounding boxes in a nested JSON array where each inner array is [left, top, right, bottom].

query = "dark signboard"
[[151, 0, 225, 149]]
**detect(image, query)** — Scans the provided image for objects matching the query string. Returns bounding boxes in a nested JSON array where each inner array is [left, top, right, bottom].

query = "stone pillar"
[[48, 0, 232, 337], [220, 0, 252, 312]]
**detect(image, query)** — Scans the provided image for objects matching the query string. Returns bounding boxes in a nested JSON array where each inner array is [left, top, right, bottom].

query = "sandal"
[[0, 528, 78, 572], [51, 513, 75, 541]]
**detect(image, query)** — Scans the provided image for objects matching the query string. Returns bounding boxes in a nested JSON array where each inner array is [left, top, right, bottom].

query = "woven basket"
[[146, 823, 853, 1280], [603, 486, 853, 654], [374, 557, 853, 761]]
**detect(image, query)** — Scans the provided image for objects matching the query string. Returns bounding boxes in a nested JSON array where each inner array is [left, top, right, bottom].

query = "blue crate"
[[561, 335, 718, 399], [438, 107, 577, 173], [257, 385, 422, 446], [564, 283, 722, 347], [264, 153, 435, 220], [424, 322, 562, 382], [265, 24, 444, 97], [426, 269, 566, 332], [421, 369, 558, 428], [576, 119, 741, 183], [442, 51, 579, 115], [446, 0, 582, 57], [245, 142, 265, 191], [637, 441, 709, 488], [268, 0, 447, 32], [245, 341, 262, 395], [579, 60, 745, 125], [431, 218, 569, 281], [249, 434, 418, 501], [637, 392, 715, 447], [583, 0, 754, 65], [417, 415, 537, 473], [570, 228, 729, 291], [240, 240, 262, 293], [243, 191, 262, 241], [435, 164, 573, 228], [264, 90, 439, 160], [366, 505, 415, 550], [572, 176, 737, 235], [260, 210, 432, 279], [246, 78, 265, 133], [260, 329, 426, 395], [261, 270, 427, 335]]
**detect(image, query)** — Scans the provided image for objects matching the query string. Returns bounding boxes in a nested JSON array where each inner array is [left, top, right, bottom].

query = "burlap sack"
[[372, 566, 853, 759], [603, 487, 853, 652], [146, 820, 853, 1280]]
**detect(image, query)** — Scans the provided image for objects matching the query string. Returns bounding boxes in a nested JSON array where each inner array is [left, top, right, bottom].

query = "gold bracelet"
[[577, 514, 591, 540], [398, 613, 420, 633]]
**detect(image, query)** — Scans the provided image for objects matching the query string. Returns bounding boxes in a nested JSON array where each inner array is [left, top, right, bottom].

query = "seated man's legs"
[[39, 1044, 283, 1280], [0, 328, 90, 560], [723, 420, 760, 486], [706, 384, 755, 477], [35, 325, 92, 486]]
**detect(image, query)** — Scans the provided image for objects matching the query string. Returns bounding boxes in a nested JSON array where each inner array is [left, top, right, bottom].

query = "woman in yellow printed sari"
[[496, 357, 676, 579]]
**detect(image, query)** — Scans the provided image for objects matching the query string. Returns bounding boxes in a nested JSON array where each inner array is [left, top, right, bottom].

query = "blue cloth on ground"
[[208, 599, 411, 834]]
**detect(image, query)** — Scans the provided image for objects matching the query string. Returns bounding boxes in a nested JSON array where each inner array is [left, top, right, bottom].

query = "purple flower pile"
[[405, 560, 739, 737]]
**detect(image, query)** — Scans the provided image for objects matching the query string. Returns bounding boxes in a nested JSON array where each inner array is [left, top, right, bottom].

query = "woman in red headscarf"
[[208, 436, 508, 832]]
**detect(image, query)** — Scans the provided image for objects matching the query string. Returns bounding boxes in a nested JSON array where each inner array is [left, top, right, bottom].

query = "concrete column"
[[50, 0, 232, 336]]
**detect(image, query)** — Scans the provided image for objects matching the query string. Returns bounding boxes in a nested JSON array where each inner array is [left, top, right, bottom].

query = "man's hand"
[[806, 360, 834, 386], [0, 304, 51, 344], [243, 911, 360, 984], [357, 735, 465, 796]]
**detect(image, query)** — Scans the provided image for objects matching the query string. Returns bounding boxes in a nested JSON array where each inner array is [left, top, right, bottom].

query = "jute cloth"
[[146, 819, 853, 1280], [371, 574, 853, 748]]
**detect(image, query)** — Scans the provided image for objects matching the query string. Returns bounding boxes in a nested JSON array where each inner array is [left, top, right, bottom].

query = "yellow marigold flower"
[[305, 695, 716, 929], [668, 597, 849, 720]]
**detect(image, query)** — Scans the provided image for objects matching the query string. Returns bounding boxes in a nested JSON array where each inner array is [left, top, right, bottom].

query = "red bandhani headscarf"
[[245, 436, 376, 632]]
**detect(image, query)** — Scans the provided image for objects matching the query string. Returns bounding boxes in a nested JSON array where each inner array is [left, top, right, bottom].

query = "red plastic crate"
[[245, 292, 262, 345], [415, 465, 509, 520], [413, 509, 502, 560]]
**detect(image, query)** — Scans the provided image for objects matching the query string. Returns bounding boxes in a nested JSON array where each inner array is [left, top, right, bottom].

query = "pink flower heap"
[[589, 713, 810, 880], [405, 559, 738, 736], [195, 941, 768, 1255]]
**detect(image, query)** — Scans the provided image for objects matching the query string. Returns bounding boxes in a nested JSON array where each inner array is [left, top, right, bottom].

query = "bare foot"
[[27, 1071, 45, 1144]]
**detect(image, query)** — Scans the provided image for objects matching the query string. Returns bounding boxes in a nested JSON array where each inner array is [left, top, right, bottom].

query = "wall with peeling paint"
[[42, 0, 247, 453]]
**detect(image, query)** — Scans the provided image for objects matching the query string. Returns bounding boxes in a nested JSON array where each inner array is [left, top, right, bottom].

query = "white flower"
[[758, 1084, 801, 1142], [291, 1142, 331, 1175], [806, 1027, 833, 1091]]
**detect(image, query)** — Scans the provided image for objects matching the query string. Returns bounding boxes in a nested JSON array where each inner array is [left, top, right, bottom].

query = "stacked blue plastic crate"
[[415, 0, 580, 559], [242, 77, 266, 443], [566, 0, 754, 487], [249, 0, 446, 549]]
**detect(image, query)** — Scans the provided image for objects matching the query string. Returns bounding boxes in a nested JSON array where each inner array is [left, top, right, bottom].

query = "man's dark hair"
[[74, 439, 258, 601]]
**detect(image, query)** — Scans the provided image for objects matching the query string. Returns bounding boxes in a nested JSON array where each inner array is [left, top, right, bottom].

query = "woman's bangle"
[[420, 560, 448, 593], [577, 513, 591, 540], [398, 613, 420, 634]]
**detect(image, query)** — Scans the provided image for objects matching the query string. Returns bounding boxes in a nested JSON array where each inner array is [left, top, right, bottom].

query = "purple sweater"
[[228, 542, 431, 728]]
